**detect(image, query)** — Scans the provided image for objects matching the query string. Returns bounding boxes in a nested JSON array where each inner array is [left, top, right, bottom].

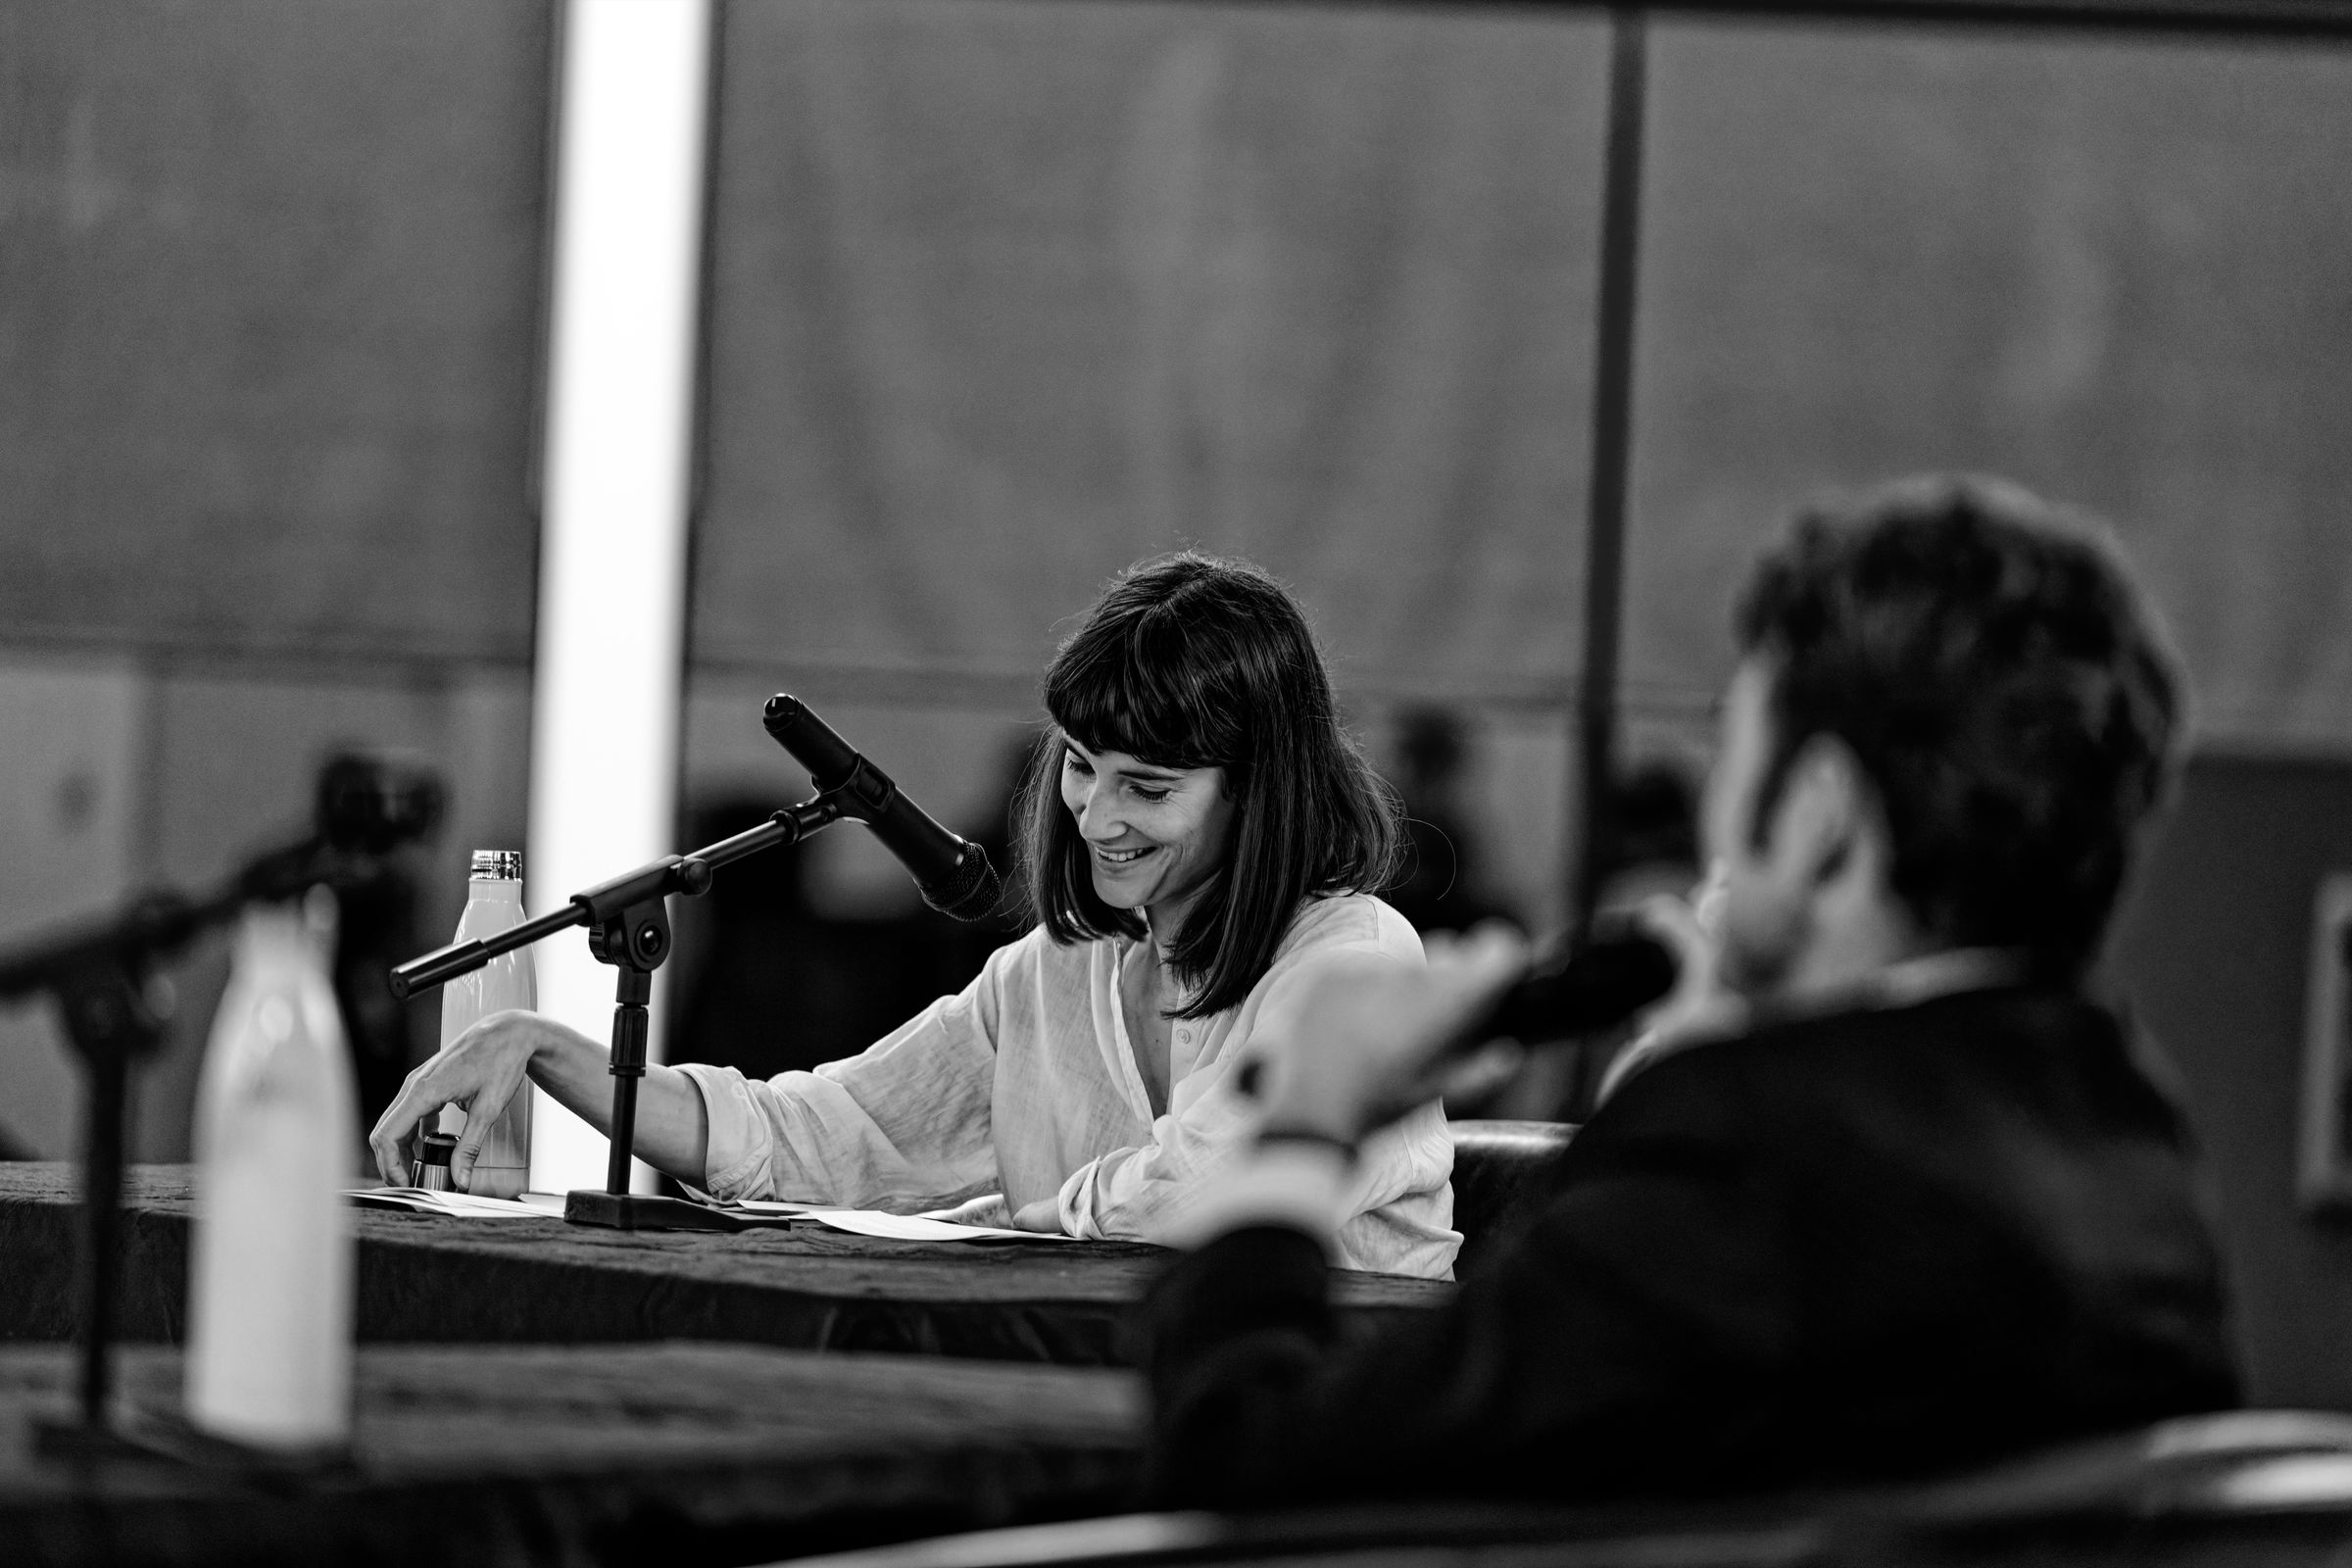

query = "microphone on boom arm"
[[762, 695, 1004, 922]]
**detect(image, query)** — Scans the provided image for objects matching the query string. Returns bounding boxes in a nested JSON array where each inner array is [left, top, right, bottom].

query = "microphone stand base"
[[563, 1190, 751, 1233]]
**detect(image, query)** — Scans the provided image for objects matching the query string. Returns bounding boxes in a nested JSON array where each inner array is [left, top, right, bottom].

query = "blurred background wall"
[[1, 0, 2350, 1401]]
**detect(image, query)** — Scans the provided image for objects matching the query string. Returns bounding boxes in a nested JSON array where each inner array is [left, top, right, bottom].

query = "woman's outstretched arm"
[[368, 1010, 709, 1192]]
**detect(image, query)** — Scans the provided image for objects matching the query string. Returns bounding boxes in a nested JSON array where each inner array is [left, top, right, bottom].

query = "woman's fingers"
[[931, 1193, 1010, 1228], [448, 1076, 526, 1192], [1009, 1198, 1062, 1233], [367, 1014, 538, 1188], [368, 1068, 438, 1187], [449, 1107, 485, 1193]]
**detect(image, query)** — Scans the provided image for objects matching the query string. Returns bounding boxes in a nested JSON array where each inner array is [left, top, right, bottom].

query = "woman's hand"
[[1009, 1198, 1063, 1234], [927, 1193, 1011, 1228], [928, 1195, 1061, 1233], [368, 1009, 580, 1191]]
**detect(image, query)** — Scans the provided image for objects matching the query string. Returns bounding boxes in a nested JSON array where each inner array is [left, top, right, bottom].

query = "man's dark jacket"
[[1145, 986, 2240, 1506]]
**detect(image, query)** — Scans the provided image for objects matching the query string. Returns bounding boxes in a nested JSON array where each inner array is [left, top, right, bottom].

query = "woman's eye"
[[1062, 752, 1091, 776], [1132, 786, 1171, 804]]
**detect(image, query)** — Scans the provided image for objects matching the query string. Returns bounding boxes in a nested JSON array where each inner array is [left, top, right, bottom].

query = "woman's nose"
[[1078, 791, 1126, 840]]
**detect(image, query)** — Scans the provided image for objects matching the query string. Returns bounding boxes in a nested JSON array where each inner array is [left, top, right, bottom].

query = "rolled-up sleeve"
[[1054, 1056, 1255, 1242], [676, 964, 1004, 1211]]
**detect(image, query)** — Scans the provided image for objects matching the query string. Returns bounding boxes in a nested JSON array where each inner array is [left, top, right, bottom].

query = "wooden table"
[[0, 1165, 1447, 1365], [0, 1341, 1141, 1568]]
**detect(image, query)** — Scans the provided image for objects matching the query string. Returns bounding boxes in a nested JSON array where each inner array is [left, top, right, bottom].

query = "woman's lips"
[[1093, 844, 1154, 867]]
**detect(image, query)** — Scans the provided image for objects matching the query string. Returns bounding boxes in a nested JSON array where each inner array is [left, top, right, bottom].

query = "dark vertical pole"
[[605, 966, 652, 1195], [1572, 8, 1649, 937], [74, 1047, 128, 1428]]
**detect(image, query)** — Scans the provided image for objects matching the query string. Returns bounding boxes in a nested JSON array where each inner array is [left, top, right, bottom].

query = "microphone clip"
[[819, 754, 902, 828]]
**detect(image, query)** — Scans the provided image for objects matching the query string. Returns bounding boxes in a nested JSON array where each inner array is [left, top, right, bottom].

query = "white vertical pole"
[[526, 0, 710, 1197]]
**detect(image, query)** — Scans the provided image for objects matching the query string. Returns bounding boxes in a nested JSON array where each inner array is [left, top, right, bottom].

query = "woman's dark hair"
[[1019, 552, 1401, 1019], [1734, 475, 2180, 983]]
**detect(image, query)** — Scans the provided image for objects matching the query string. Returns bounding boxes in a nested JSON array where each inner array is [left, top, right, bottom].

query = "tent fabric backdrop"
[[0, 2, 2345, 745], [697, 1, 2352, 751], [695, 0, 1605, 704], [0, 0, 550, 669], [1627, 24, 2352, 749]]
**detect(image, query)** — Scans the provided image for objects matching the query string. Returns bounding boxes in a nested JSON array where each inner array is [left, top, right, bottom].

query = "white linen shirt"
[[676, 893, 1460, 1279]]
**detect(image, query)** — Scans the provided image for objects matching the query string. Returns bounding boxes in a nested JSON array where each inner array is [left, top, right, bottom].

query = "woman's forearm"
[[526, 1023, 710, 1185]]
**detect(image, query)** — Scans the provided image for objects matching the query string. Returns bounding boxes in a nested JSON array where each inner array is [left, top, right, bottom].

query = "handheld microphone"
[[1479, 928, 1678, 1047], [762, 695, 1004, 922]]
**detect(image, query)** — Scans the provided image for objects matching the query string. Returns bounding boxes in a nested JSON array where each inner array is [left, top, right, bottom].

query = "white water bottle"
[[185, 892, 357, 1450], [434, 850, 535, 1198]]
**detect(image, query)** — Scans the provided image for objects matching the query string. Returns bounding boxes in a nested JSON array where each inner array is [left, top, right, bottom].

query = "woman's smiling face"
[[1058, 736, 1236, 927]]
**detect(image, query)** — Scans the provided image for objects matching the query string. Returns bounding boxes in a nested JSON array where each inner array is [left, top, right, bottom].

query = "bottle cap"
[[417, 1131, 458, 1193], [469, 850, 523, 882]]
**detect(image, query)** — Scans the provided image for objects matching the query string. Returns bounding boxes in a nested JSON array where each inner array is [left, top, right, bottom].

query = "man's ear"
[[1776, 736, 1872, 888]]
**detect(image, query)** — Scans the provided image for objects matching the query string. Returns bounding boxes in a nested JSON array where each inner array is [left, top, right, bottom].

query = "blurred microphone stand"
[[7, 755, 443, 1459], [389, 794, 847, 1234]]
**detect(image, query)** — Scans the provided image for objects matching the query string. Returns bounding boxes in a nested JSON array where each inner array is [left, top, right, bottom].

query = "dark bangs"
[[1020, 552, 1401, 1019], [1045, 586, 1241, 773]]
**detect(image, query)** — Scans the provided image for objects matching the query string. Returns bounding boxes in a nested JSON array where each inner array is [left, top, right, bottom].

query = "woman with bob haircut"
[[369, 552, 1459, 1278]]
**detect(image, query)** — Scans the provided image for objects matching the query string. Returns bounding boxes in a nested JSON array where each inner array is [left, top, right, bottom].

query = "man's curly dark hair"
[[1735, 476, 2181, 983]]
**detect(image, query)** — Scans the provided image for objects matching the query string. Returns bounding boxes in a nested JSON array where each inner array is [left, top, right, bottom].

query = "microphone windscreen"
[[922, 846, 1004, 923], [1482, 930, 1677, 1046]]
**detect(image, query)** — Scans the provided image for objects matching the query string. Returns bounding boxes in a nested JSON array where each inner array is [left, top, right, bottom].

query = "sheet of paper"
[[349, 1186, 1069, 1239], [346, 1187, 551, 1219], [795, 1208, 1074, 1244]]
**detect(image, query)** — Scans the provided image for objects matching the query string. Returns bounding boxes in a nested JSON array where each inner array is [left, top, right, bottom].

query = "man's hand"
[[1241, 924, 1531, 1147], [1627, 867, 1748, 1053]]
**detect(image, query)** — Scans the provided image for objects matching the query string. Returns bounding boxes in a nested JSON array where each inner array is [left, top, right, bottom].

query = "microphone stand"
[[3, 836, 400, 1457], [387, 795, 846, 1232]]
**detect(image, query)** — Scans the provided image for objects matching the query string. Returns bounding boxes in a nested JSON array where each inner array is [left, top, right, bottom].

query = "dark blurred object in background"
[[941, 735, 1038, 979], [1590, 760, 1702, 916], [334, 856, 429, 1134], [670, 796, 905, 1080], [320, 752, 442, 1133], [1384, 708, 1511, 937]]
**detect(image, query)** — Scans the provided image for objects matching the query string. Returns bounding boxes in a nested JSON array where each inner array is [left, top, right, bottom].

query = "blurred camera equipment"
[[0, 751, 442, 1456]]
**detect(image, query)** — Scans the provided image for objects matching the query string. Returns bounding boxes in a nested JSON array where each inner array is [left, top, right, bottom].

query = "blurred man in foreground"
[[1148, 476, 2238, 1506]]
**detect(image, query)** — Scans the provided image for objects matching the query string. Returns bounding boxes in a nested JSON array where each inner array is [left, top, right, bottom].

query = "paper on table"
[[349, 1185, 1069, 1240], [795, 1208, 1074, 1244], [347, 1187, 551, 1219]]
